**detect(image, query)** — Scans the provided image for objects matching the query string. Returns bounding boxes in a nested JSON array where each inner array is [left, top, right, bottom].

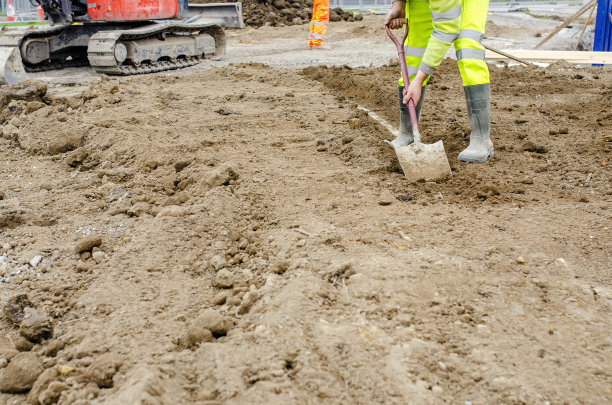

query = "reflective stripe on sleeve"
[[456, 48, 486, 60], [431, 5, 461, 21], [403, 46, 426, 57], [432, 29, 457, 43], [418, 62, 435, 76], [457, 29, 483, 43]]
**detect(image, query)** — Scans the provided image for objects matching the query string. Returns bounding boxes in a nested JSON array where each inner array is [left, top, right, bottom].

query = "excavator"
[[0, 0, 244, 84]]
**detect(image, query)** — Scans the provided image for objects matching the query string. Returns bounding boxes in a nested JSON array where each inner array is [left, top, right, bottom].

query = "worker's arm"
[[384, 1, 405, 29], [403, 0, 461, 106]]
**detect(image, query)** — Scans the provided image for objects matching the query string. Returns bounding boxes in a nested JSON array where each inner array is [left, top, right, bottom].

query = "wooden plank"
[[534, 0, 597, 49], [485, 49, 612, 64]]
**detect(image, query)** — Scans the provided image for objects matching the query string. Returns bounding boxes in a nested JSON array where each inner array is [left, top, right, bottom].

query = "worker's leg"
[[387, 86, 426, 148], [390, 0, 431, 147], [309, 0, 329, 48], [453, 0, 493, 162]]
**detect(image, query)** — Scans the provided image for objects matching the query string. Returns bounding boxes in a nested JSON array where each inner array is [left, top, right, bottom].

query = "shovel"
[[385, 21, 451, 182]]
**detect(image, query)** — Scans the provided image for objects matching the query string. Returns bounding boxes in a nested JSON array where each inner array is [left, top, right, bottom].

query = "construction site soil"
[[0, 16, 611, 405], [193, 0, 362, 27]]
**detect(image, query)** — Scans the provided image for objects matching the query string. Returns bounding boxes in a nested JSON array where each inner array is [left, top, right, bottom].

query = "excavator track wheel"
[[114, 43, 127, 64]]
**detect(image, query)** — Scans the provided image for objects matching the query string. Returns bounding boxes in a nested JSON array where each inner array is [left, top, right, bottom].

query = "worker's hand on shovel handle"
[[403, 71, 428, 107], [403, 80, 421, 107], [387, 18, 407, 30], [384, 1, 405, 29]]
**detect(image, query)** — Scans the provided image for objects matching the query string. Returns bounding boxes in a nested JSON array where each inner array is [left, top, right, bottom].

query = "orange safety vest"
[[308, 0, 329, 47]]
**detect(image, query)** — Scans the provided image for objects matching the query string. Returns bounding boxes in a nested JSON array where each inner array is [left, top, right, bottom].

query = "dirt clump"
[[3, 293, 32, 323], [193, 0, 361, 27], [0, 352, 44, 393], [74, 234, 102, 254], [82, 353, 123, 388], [19, 307, 53, 342]]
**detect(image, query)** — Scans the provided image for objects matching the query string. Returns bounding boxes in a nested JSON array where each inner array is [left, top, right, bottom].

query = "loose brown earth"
[[0, 16, 611, 405]]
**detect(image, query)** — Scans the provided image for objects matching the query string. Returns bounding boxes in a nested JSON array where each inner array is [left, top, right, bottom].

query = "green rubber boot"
[[458, 83, 494, 162], [386, 85, 426, 149]]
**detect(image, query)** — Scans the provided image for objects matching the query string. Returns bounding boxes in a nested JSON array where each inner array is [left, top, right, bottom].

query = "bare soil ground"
[[1, 14, 611, 405]]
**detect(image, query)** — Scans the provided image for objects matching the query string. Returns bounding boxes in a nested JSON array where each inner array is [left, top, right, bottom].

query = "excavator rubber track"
[[87, 22, 226, 75], [0, 25, 84, 83], [0, 3, 241, 83]]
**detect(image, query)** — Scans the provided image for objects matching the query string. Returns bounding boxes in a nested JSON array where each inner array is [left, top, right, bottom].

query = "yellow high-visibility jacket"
[[404, 0, 461, 76]]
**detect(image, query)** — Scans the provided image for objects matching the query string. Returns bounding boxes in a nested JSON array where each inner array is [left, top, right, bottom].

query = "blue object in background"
[[594, 0, 612, 52]]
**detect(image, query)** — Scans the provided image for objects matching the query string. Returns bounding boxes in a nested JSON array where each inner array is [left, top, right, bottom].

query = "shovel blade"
[[395, 140, 452, 182]]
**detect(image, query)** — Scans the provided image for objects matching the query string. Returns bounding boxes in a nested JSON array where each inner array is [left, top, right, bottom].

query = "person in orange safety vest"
[[308, 0, 330, 49]]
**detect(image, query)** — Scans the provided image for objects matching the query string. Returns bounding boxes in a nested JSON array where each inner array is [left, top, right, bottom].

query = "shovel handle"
[[385, 21, 421, 143]]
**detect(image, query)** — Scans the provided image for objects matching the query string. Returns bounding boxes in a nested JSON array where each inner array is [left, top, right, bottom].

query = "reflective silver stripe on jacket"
[[433, 28, 457, 43], [456, 48, 486, 60], [310, 21, 328, 27], [403, 46, 426, 57], [406, 65, 419, 76], [457, 28, 483, 43], [431, 5, 461, 21]]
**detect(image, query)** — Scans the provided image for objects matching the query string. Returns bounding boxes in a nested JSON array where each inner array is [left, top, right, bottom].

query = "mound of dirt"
[[302, 59, 612, 205], [0, 29, 610, 405], [193, 0, 361, 27]]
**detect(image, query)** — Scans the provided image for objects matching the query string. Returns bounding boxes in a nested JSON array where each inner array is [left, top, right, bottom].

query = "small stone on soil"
[[74, 234, 102, 254], [19, 307, 53, 342], [39, 381, 69, 405], [4, 294, 32, 323], [210, 255, 226, 271], [326, 262, 355, 282], [270, 260, 289, 274], [213, 292, 228, 305], [202, 163, 239, 189], [228, 229, 241, 242], [156, 205, 188, 218], [194, 309, 232, 337], [29, 255, 42, 268], [83, 353, 123, 388], [44, 340, 65, 357], [238, 290, 260, 314], [523, 141, 548, 154], [174, 159, 192, 172], [14, 337, 34, 352], [92, 251, 105, 262], [185, 325, 214, 348], [521, 178, 534, 184], [348, 118, 363, 129], [0, 352, 44, 393], [215, 269, 234, 289]]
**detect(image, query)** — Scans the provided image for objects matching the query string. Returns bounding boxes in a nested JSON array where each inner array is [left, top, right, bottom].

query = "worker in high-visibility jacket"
[[385, 0, 493, 162], [308, 0, 330, 49]]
